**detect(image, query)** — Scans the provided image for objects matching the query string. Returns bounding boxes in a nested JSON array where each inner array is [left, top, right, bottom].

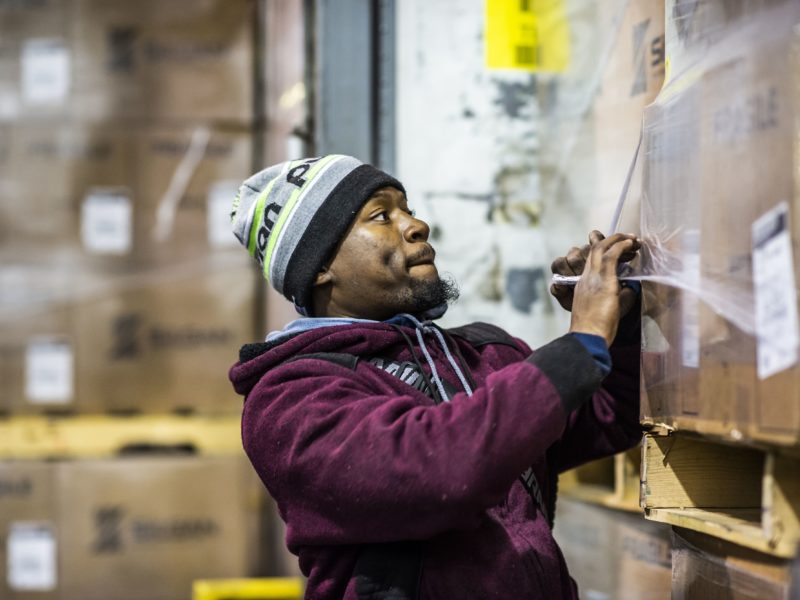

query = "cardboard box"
[[72, 262, 255, 414], [0, 124, 134, 258], [132, 125, 253, 266], [554, 498, 672, 599], [639, 0, 800, 444], [0, 299, 83, 414], [672, 529, 792, 599], [0, 0, 72, 122], [0, 462, 58, 600], [0, 0, 255, 123], [0, 124, 251, 266], [57, 455, 263, 600]]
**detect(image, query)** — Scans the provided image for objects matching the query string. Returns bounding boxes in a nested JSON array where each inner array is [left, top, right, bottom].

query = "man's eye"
[[372, 211, 389, 221]]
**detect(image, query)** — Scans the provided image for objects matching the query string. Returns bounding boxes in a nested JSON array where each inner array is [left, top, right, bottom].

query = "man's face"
[[313, 186, 457, 320]]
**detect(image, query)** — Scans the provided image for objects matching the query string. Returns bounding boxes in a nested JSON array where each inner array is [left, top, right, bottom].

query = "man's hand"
[[551, 230, 639, 314], [566, 231, 640, 346]]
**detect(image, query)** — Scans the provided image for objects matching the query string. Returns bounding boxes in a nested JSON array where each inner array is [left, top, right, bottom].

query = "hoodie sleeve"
[[551, 305, 643, 473], [240, 338, 603, 548]]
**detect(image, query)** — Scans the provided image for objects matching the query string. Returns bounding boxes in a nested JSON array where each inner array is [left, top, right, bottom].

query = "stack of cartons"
[[640, 0, 800, 444], [0, 0, 283, 595], [672, 529, 793, 599], [631, 0, 800, 594], [0, 0, 260, 414], [554, 498, 672, 599], [0, 456, 269, 600]]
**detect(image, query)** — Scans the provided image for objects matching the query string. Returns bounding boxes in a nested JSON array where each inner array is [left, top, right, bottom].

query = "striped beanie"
[[231, 155, 405, 315]]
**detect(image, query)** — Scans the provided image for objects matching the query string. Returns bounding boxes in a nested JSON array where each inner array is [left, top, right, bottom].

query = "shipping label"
[[752, 202, 799, 379]]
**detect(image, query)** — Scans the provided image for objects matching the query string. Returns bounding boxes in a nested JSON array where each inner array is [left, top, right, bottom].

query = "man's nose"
[[402, 214, 430, 243]]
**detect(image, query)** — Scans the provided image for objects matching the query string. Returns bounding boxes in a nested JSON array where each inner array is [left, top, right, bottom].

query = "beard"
[[404, 273, 460, 316]]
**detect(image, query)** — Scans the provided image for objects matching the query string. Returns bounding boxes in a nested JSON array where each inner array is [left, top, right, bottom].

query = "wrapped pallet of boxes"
[[554, 498, 672, 599], [0, 456, 267, 600], [637, 0, 800, 445], [672, 529, 793, 599]]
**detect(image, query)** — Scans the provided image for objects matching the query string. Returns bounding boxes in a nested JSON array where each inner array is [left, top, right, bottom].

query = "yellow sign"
[[485, 0, 570, 72]]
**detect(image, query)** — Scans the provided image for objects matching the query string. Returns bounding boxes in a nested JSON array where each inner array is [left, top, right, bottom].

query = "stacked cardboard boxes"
[[672, 529, 793, 600], [554, 498, 672, 599], [0, 1, 281, 595], [0, 0, 261, 414], [639, 0, 800, 445], [629, 0, 800, 594], [0, 456, 268, 600]]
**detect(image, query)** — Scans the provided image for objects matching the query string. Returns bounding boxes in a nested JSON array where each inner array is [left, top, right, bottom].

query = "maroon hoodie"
[[230, 318, 641, 599]]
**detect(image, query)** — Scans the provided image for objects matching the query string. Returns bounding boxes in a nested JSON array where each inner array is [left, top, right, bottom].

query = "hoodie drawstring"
[[398, 313, 474, 401]]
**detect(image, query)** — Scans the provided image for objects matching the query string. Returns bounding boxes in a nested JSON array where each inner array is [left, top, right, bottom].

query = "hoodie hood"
[[229, 322, 413, 397], [230, 305, 473, 404]]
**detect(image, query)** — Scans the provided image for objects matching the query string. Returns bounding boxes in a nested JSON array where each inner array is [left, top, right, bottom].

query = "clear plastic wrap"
[[607, 0, 800, 443], [671, 529, 792, 600]]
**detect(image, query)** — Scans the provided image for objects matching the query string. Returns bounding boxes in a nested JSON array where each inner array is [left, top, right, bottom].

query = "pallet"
[[0, 414, 242, 459], [559, 447, 641, 513], [193, 578, 305, 600], [641, 432, 800, 557]]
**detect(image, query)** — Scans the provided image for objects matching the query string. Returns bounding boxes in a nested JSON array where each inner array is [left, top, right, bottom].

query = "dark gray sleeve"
[[526, 334, 605, 413]]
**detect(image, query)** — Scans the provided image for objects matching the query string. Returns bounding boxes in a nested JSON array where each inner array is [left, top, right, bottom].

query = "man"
[[229, 154, 642, 599]]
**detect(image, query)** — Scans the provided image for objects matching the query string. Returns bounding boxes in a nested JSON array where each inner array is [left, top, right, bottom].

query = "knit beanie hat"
[[230, 154, 405, 315]]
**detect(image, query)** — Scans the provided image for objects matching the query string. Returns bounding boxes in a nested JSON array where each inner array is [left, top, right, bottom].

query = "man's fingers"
[[551, 256, 571, 275], [601, 238, 637, 274], [550, 283, 571, 300], [565, 246, 585, 275], [589, 230, 605, 245]]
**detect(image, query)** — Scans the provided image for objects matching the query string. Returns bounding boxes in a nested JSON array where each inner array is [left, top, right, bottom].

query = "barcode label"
[[25, 338, 74, 404], [681, 230, 700, 369], [752, 202, 799, 379], [81, 189, 133, 255], [515, 45, 538, 66], [207, 180, 240, 248], [7, 523, 57, 591], [21, 39, 70, 105]]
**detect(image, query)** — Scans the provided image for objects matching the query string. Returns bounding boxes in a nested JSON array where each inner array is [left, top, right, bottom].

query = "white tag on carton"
[[21, 39, 70, 105], [752, 202, 799, 379], [25, 338, 73, 404], [681, 230, 701, 369], [207, 180, 240, 248], [82, 189, 133, 255], [7, 522, 57, 591]]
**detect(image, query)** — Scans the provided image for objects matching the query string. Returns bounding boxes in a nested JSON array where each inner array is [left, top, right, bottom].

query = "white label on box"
[[207, 180, 241, 248], [7, 522, 57, 591], [752, 202, 799, 380], [681, 230, 701, 369], [81, 189, 133, 255], [21, 39, 70, 105], [25, 338, 73, 404]]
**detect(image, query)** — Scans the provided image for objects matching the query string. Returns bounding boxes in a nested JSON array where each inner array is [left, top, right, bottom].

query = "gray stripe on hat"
[[232, 161, 288, 252], [270, 155, 363, 293]]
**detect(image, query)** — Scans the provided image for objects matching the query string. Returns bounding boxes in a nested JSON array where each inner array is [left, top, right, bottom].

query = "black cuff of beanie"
[[527, 334, 605, 413], [282, 164, 405, 313]]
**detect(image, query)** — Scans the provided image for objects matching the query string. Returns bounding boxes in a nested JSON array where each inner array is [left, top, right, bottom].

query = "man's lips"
[[407, 247, 436, 268]]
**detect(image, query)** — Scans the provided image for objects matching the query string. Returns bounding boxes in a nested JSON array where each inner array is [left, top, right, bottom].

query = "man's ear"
[[314, 266, 333, 287]]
